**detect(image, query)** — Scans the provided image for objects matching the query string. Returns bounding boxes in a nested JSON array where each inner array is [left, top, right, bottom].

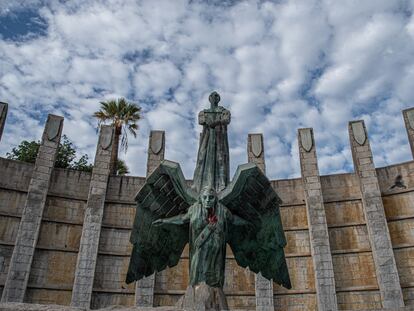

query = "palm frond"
[[127, 123, 138, 138], [121, 127, 129, 152], [93, 97, 142, 154]]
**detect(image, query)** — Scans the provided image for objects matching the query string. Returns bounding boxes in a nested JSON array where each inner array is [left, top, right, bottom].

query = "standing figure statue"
[[193, 91, 231, 192], [126, 92, 291, 310]]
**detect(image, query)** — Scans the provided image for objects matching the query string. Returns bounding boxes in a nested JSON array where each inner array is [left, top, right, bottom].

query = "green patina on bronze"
[[193, 91, 230, 193], [126, 92, 291, 290]]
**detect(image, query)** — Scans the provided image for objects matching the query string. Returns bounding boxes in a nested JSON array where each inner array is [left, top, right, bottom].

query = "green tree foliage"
[[72, 154, 94, 172], [93, 98, 141, 175], [6, 140, 39, 163], [116, 159, 130, 175], [6, 135, 93, 172]]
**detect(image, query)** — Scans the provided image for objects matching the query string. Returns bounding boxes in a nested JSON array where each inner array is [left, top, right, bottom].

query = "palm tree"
[[116, 159, 130, 175], [93, 98, 141, 175]]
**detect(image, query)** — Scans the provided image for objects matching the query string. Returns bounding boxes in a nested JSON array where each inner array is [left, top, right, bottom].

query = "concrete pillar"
[[71, 125, 114, 309], [145, 130, 165, 176], [298, 128, 338, 311], [348, 120, 404, 309], [1, 114, 63, 302], [247, 134, 274, 311], [248, 134, 265, 172], [135, 130, 165, 307], [402, 107, 414, 157], [0, 102, 8, 142]]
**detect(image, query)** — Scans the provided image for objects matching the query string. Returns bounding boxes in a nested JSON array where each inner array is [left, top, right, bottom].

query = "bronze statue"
[[126, 92, 291, 309], [193, 91, 230, 192], [152, 185, 252, 288]]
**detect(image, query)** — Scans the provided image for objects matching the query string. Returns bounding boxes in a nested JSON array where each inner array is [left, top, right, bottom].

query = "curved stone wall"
[[0, 157, 413, 310], [1, 107, 414, 310]]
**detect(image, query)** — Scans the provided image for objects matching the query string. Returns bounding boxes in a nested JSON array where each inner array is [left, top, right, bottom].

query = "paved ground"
[[0, 303, 181, 311], [0, 303, 411, 311]]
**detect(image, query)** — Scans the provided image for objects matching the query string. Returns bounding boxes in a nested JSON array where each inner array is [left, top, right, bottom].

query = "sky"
[[1, 0, 414, 179]]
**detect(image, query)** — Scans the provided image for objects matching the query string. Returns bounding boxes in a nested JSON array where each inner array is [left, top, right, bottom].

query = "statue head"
[[199, 186, 217, 210], [209, 91, 220, 108]]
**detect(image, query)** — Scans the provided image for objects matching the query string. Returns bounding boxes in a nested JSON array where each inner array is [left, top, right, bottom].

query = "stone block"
[[71, 126, 114, 309], [135, 130, 166, 307], [403, 107, 414, 157], [247, 133, 274, 310], [1, 115, 63, 303], [349, 120, 404, 308], [298, 128, 338, 311]]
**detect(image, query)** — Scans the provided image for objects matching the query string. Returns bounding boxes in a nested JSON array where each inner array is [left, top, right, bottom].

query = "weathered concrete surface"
[[136, 276, 155, 308], [247, 134, 273, 311], [403, 107, 414, 157], [0, 303, 179, 310], [0, 303, 85, 311], [1, 155, 414, 309], [1, 114, 63, 303], [71, 126, 114, 309], [298, 128, 338, 311], [2, 108, 414, 310], [349, 120, 404, 309], [146, 131, 165, 176], [135, 131, 165, 307], [0, 302, 412, 311]]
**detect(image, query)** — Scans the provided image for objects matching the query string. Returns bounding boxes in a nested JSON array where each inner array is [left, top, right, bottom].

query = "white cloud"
[[134, 61, 182, 99], [1, 0, 414, 180]]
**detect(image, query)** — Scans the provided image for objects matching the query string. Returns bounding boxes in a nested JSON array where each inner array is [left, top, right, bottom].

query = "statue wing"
[[126, 160, 196, 284], [219, 163, 291, 289]]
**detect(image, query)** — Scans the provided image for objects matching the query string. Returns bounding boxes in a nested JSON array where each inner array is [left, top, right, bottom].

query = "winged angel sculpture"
[[126, 92, 291, 308]]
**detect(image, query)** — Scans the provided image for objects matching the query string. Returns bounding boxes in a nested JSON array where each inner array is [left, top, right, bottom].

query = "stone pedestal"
[[177, 283, 228, 311]]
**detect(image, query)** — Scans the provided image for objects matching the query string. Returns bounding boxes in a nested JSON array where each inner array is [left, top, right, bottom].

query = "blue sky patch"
[[0, 9, 47, 41], [0, 1, 413, 178]]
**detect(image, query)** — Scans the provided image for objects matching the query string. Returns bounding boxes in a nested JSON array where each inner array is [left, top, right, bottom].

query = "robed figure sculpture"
[[126, 92, 291, 310], [193, 91, 230, 193]]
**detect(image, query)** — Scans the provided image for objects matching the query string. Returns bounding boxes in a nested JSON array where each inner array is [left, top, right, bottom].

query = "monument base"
[[177, 282, 229, 311]]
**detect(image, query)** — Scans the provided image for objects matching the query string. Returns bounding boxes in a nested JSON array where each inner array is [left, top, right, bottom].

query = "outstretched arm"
[[153, 211, 190, 226]]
